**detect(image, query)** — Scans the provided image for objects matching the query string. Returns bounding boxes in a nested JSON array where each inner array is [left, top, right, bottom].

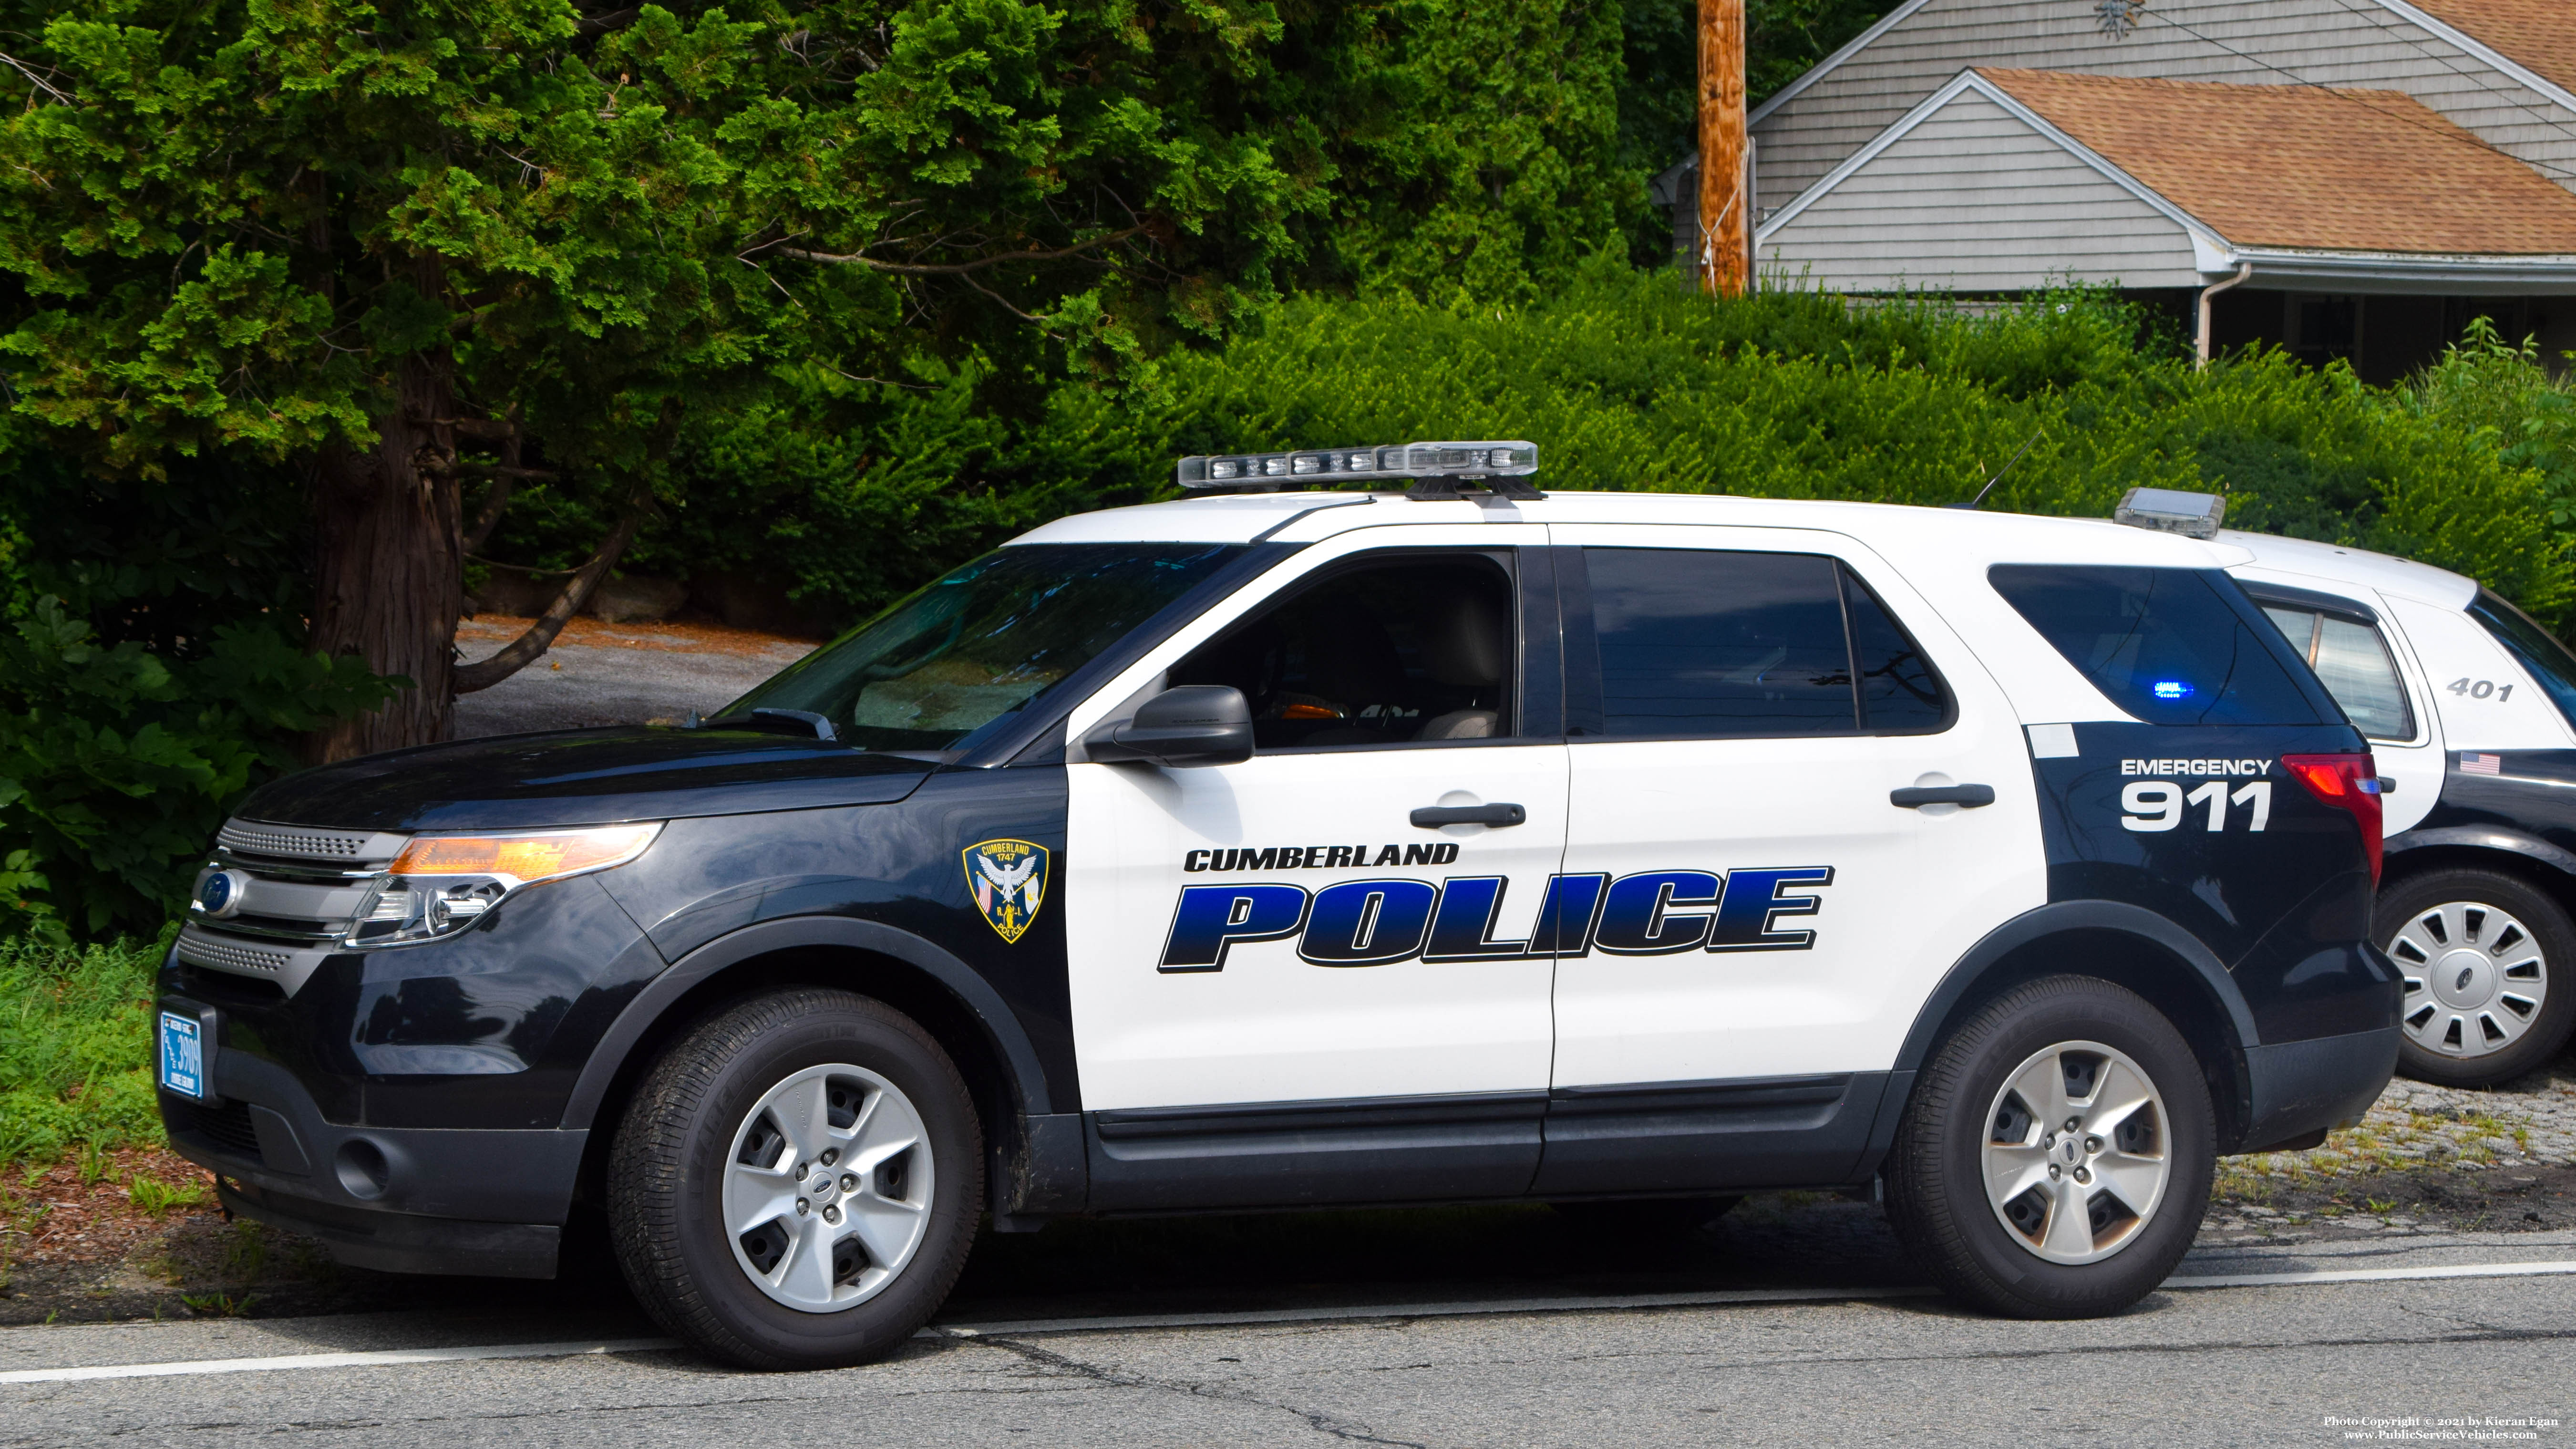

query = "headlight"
[[354, 823, 662, 945]]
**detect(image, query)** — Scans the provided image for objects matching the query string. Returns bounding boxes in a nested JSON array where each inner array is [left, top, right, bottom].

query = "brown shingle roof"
[[1975, 67, 2576, 255], [2408, 0, 2576, 97]]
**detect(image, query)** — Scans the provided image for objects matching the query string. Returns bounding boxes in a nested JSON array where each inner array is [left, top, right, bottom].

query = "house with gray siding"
[[1659, 0, 2576, 377]]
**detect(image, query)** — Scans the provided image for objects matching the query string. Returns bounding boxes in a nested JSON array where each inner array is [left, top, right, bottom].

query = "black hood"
[[234, 726, 938, 832]]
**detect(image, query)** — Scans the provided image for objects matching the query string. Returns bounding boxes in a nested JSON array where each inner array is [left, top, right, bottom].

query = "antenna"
[[1949, 428, 2043, 510]]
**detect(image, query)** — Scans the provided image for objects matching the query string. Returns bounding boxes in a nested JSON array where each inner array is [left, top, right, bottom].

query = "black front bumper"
[[160, 1007, 587, 1279], [211, 1176, 564, 1280]]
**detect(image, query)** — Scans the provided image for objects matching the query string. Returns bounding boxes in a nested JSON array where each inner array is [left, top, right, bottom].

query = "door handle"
[[1890, 784, 1995, 809], [1410, 803, 1527, 828]]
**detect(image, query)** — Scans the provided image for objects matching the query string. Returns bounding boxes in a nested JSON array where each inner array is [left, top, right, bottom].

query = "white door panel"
[[1066, 748, 1564, 1109], [1063, 524, 1566, 1112], [2364, 595, 2446, 836], [1548, 524, 2046, 1088]]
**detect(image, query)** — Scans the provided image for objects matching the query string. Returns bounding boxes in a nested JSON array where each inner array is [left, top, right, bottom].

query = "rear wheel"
[[1885, 976, 2213, 1319], [2379, 868, 2576, 1088], [608, 988, 982, 1369]]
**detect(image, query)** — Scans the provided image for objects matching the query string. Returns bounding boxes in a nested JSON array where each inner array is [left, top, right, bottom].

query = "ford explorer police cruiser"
[[2184, 507, 2576, 1088], [158, 445, 2399, 1369]]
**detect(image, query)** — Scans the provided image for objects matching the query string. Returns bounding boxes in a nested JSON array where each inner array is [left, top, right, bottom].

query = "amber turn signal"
[[390, 822, 661, 886]]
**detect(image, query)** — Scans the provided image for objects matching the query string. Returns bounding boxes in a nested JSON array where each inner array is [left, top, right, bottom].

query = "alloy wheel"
[[1980, 1039, 2171, 1265], [721, 1062, 934, 1313]]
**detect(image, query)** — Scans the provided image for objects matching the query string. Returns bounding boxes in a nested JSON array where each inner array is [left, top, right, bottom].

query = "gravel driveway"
[[449, 616, 818, 739]]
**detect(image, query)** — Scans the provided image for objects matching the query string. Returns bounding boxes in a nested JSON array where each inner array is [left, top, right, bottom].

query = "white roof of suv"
[[2218, 529, 2476, 611], [1016, 489, 2256, 569]]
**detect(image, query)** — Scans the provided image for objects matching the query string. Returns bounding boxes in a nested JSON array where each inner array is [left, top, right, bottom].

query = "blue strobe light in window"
[[2151, 680, 2195, 700]]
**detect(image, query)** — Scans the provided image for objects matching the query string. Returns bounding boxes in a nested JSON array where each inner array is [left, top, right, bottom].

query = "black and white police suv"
[[2178, 500, 2576, 1087], [158, 445, 2398, 1368]]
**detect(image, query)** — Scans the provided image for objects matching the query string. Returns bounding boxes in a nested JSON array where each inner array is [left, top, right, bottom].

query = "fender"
[[1894, 900, 2261, 1073], [558, 914, 1057, 1133], [2385, 825, 2576, 879]]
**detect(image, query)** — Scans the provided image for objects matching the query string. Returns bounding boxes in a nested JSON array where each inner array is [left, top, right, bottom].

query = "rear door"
[[1538, 526, 2043, 1194], [2238, 583, 2444, 835]]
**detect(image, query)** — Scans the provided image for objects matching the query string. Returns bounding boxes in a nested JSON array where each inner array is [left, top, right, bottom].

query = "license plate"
[[159, 1011, 206, 1099]]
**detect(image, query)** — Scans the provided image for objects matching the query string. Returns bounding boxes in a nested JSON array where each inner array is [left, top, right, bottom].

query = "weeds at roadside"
[[127, 1173, 205, 1214], [222, 1220, 268, 1281], [180, 1291, 258, 1319]]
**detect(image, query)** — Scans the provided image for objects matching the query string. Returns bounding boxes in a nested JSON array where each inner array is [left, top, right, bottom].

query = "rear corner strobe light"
[[2279, 754, 2383, 886]]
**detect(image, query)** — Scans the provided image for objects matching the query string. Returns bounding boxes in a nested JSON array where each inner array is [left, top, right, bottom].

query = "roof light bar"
[[2112, 486, 2226, 540], [1177, 441, 1539, 492]]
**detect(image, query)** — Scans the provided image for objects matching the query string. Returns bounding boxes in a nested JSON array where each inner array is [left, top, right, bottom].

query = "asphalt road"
[[7, 1223, 2572, 1447]]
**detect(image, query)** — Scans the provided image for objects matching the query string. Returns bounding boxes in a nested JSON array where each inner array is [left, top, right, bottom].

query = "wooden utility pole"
[[1697, 0, 1748, 298]]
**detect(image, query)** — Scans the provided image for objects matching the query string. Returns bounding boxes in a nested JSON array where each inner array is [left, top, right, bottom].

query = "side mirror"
[[1084, 685, 1254, 767]]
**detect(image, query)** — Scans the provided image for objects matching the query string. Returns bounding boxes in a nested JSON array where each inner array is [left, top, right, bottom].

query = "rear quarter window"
[[1990, 565, 2334, 727]]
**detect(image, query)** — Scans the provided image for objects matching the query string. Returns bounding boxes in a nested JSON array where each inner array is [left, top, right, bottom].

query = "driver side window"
[[1169, 552, 1518, 750]]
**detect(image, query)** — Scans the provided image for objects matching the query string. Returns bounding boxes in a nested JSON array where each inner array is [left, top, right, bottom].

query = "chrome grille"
[[175, 932, 290, 977], [185, 815, 410, 997], [217, 822, 377, 859]]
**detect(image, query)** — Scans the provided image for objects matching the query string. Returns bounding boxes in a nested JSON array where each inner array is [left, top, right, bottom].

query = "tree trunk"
[[451, 479, 655, 695], [304, 353, 463, 763]]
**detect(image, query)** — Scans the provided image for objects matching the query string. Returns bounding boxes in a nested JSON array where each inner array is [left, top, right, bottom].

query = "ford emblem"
[[197, 869, 250, 919]]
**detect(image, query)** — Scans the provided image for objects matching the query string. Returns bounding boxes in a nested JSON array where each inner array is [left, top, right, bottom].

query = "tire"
[[2378, 868, 2576, 1088], [1884, 976, 2214, 1320], [608, 988, 983, 1369]]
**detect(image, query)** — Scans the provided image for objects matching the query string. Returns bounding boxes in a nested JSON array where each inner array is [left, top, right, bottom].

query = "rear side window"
[[2258, 606, 2414, 740], [2467, 589, 2576, 731], [1581, 548, 1950, 738], [1990, 566, 2328, 726]]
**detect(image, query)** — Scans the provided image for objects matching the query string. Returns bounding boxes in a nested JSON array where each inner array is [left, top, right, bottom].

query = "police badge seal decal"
[[962, 838, 1050, 943]]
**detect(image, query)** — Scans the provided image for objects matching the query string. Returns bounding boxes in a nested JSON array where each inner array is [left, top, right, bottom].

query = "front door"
[[1538, 526, 2043, 1194], [1063, 528, 1571, 1208]]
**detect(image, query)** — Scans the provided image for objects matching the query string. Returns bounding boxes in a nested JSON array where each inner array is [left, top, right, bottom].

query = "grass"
[[0, 931, 170, 1168]]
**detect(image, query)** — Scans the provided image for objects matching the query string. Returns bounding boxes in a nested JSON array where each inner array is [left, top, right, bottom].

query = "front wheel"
[[2380, 868, 2576, 1088], [608, 988, 983, 1369], [1885, 976, 2214, 1319]]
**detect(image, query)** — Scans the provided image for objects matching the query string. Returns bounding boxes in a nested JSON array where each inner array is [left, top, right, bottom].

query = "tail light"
[[2280, 753, 2384, 886]]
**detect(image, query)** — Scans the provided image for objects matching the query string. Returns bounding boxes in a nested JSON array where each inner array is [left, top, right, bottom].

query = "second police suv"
[[157, 444, 2400, 1368]]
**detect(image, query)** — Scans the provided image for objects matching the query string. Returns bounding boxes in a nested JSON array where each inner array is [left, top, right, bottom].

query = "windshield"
[[2467, 588, 2576, 731], [724, 543, 1247, 751]]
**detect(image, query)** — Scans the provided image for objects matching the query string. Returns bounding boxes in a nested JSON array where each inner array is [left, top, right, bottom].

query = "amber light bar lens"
[[391, 823, 661, 884]]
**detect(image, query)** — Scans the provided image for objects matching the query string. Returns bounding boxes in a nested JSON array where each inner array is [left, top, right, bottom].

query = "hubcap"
[[721, 1063, 932, 1314], [1980, 1040, 2171, 1265], [2387, 901, 2547, 1059]]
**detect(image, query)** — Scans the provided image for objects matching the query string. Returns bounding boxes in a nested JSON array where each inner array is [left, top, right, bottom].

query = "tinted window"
[[1846, 570, 1951, 731], [729, 543, 1244, 751], [1172, 555, 1516, 749], [1588, 549, 1850, 737], [2468, 588, 2576, 730], [1991, 566, 2327, 726], [2259, 605, 2414, 740]]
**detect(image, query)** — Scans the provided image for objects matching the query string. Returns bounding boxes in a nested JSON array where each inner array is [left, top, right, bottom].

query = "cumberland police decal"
[[963, 838, 1050, 943], [1158, 866, 1834, 972]]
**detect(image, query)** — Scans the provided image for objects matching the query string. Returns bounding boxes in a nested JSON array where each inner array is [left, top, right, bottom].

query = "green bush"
[[0, 931, 165, 1167], [475, 269, 2576, 639], [1128, 267, 2574, 617], [0, 448, 393, 940]]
